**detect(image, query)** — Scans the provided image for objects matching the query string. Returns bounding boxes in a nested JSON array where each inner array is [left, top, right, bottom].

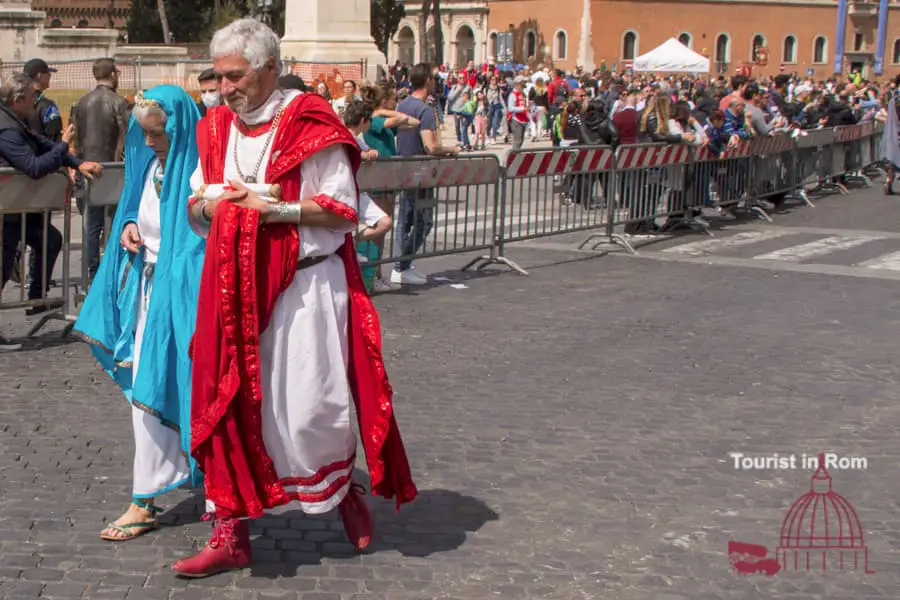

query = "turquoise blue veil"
[[74, 85, 204, 489]]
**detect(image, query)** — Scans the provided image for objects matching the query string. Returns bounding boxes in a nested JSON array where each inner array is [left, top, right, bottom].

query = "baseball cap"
[[23, 58, 57, 78], [197, 67, 217, 83]]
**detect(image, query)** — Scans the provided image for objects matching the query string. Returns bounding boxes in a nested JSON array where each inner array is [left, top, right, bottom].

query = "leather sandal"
[[99, 497, 163, 542]]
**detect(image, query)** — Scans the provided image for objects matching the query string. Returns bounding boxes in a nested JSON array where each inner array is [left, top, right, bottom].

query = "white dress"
[[190, 89, 359, 514], [132, 159, 190, 498]]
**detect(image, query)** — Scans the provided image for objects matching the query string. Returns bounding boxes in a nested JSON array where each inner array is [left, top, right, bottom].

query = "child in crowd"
[[343, 100, 393, 293], [702, 110, 739, 219], [458, 90, 475, 150], [472, 91, 488, 151]]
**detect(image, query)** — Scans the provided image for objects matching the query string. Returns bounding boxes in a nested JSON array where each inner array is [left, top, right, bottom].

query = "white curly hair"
[[210, 18, 283, 74]]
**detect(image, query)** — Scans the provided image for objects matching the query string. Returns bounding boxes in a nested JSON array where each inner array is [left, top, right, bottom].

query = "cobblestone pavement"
[[2, 182, 900, 599]]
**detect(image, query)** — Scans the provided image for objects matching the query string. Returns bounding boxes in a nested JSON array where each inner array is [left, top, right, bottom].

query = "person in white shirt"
[[332, 79, 360, 115]]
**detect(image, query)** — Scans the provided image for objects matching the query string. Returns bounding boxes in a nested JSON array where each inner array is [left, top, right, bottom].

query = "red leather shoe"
[[171, 516, 251, 578], [338, 482, 373, 550]]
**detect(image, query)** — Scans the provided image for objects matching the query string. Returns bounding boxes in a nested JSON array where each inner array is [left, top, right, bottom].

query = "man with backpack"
[[548, 70, 569, 146]]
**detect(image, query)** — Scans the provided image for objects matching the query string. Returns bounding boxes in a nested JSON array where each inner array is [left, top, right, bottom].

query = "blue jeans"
[[436, 97, 446, 124], [489, 103, 504, 138], [453, 112, 463, 143], [458, 113, 473, 147], [393, 190, 435, 272]]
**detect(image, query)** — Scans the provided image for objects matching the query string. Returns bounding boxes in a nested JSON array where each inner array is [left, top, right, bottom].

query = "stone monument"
[[0, 0, 46, 62], [576, 0, 594, 72], [279, 0, 384, 80]]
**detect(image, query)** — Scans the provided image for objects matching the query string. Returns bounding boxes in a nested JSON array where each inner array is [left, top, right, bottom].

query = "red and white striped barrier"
[[357, 156, 501, 192], [833, 125, 865, 143], [749, 134, 794, 155], [694, 139, 752, 162], [615, 144, 691, 170], [505, 147, 614, 178]]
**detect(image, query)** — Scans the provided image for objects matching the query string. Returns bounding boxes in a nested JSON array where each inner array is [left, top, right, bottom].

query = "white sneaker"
[[373, 277, 393, 293], [391, 268, 428, 285]]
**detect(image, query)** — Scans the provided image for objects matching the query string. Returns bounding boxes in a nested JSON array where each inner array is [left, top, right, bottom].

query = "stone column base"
[[280, 39, 385, 81]]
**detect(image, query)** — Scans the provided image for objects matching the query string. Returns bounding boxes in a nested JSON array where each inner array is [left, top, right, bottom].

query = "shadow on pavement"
[[249, 487, 499, 579]]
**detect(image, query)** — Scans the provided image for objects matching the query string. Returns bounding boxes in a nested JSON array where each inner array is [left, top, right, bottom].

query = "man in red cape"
[[172, 18, 417, 578]]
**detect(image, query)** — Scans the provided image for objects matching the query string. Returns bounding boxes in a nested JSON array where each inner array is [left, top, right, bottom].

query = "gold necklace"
[[233, 98, 286, 184]]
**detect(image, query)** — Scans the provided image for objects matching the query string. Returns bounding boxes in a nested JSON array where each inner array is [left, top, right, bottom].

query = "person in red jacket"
[[507, 77, 529, 150], [612, 90, 639, 145]]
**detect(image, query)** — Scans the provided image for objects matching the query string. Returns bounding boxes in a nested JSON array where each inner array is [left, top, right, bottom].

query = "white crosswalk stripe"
[[624, 226, 900, 281], [752, 236, 880, 261], [857, 251, 900, 271], [662, 230, 794, 256]]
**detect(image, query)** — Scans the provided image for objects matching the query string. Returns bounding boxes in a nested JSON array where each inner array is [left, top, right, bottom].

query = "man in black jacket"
[[70, 58, 129, 282], [0, 73, 101, 342], [23, 59, 62, 142]]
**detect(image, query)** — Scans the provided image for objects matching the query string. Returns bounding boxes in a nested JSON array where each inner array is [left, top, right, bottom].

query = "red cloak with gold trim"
[[189, 93, 417, 519]]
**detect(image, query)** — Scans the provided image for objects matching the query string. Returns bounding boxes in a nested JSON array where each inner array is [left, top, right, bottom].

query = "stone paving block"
[[0, 580, 44, 599], [123, 588, 172, 600], [100, 573, 149, 588], [18, 569, 62, 583], [80, 585, 132, 600], [39, 582, 87, 599]]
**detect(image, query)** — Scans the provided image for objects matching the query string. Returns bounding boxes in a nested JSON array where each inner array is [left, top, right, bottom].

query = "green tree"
[[127, 0, 283, 44], [431, 0, 443, 66], [126, 0, 162, 43], [371, 0, 404, 60]]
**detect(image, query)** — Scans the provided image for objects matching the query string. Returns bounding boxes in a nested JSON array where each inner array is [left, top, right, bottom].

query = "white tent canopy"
[[632, 38, 710, 73]]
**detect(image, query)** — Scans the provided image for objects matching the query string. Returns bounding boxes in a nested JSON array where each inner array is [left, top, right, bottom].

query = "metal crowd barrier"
[[502, 146, 615, 243], [0, 122, 889, 340], [75, 164, 125, 306], [356, 153, 525, 274], [0, 169, 75, 337]]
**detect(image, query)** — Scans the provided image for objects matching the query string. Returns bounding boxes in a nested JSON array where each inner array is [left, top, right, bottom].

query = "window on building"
[[623, 31, 637, 60], [678, 33, 692, 48], [752, 34, 765, 61], [77, 19, 89, 28], [524, 30, 537, 58], [854, 30, 864, 51], [397, 26, 415, 65], [783, 35, 797, 63], [490, 32, 498, 58], [813, 36, 827, 64], [456, 25, 475, 66], [894, 39, 900, 63], [555, 30, 567, 59], [715, 34, 730, 65], [50, 18, 62, 28]]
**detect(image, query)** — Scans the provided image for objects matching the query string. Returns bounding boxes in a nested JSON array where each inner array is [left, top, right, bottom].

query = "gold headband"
[[134, 90, 160, 109]]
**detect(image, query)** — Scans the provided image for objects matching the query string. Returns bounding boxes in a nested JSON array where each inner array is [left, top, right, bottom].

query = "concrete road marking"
[[858, 251, 900, 271], [661, 230, 795, 256], [752, 236, 880, 261]]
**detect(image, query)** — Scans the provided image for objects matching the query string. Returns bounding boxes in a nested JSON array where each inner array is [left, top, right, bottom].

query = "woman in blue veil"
[[74, 85, 205, 540]]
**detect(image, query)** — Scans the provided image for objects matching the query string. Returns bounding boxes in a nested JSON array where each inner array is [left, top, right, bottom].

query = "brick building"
[[395, 0, 900, 78], [33, 0, 130, 30]]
